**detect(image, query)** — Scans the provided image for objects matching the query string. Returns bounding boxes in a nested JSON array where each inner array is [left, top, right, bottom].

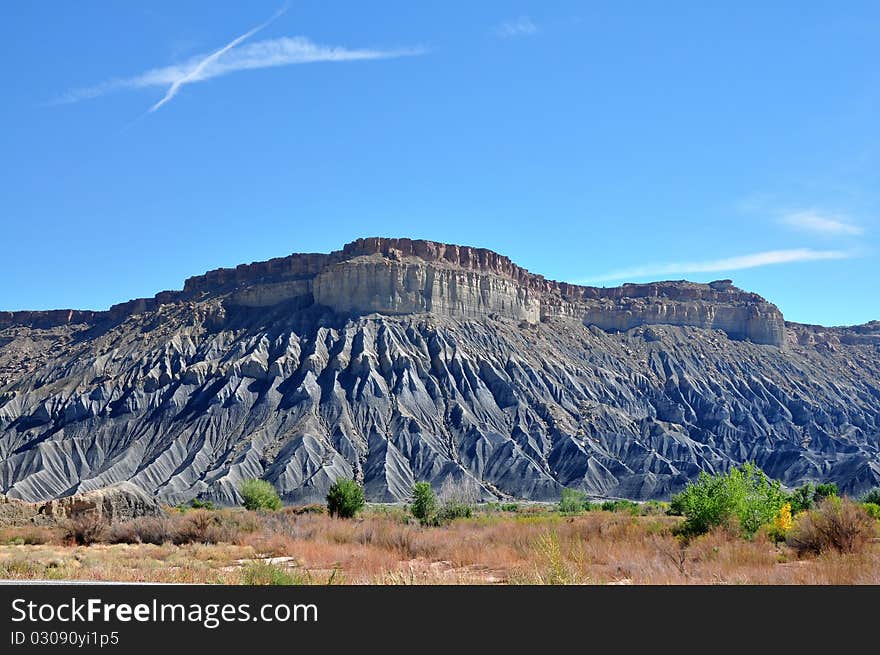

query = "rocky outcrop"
[[313, 255, 542, 322], [312, 242, 785, 345], [580, 297, 786, 347], [788, 321, 880, 349], [37, 482, 164, 522], [0, 238, 876, 504], [0, 310, 101, 330], [0, 238, 786, 347], [0, 482, 163, 526]]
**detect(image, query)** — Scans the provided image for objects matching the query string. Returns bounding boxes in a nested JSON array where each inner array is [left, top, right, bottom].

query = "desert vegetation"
[[326, 478, 366, 519], [0, 472, 877, 585], [239, 479, 282, 511]]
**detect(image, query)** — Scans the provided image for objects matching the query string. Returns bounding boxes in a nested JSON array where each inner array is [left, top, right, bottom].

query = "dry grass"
[[786, 497, 877, 556], [0, 525, 60, 546], [0, 507, 877, 584]]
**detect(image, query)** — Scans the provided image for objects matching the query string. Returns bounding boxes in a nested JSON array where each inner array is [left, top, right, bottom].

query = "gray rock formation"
[[0, 238, 877, 504], [1, 482, 163, 526]]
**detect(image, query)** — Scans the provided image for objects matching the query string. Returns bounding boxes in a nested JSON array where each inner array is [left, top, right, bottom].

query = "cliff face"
[[0, 237, 787, 347], [0, 238, 876, 504], [313, 256, 543, 322], [319, 238, 787, 346]]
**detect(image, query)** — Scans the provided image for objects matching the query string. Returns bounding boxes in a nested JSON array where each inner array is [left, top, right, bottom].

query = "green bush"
[[177, 498, 217, 512], [814, 482, 839, 502], [326, 478, 366, 518], [411, 482, 437, 525], [670, 463, 788, 538], [435, 501, 472, 523], [500, 503, 519, 512], [862, 502, 880, 521], [239, 479, 282, 511], [860, 488, 880, 506], [600, 499, 641, 515], [558, 488, 592, 515], [789, 483, 816, 514]]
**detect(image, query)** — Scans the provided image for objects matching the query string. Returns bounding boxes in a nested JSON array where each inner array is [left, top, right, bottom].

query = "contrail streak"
[[149, 4, 288, 112]]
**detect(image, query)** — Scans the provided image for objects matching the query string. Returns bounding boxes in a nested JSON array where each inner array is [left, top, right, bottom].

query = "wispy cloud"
[[57, 8, 425, 110], [148, 4, 287, 112], [584, 249, 855, 283], [493, 16, 538, 38], [781, 209, 864, 236]]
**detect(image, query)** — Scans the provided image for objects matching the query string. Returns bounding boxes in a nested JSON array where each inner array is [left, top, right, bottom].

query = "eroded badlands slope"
[[1, 238, 878, 503]]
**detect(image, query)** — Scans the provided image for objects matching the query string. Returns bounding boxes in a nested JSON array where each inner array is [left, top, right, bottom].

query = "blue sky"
[[2, 2, 878, 326]]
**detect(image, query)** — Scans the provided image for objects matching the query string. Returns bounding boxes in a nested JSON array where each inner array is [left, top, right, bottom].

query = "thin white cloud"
[[584, 248, 854, 283], [493, 16, 538, 38], [781, 209, 863, 236], [148, 5, 287, 112], [57, 9, 425, 109]]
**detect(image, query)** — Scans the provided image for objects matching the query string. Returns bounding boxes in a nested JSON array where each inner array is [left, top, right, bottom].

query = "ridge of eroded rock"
[[0, 238, 877, 504], [1, 237, 787, 346]]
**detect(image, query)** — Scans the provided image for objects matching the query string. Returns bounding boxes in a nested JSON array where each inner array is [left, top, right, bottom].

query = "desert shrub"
[[171, 510, 238, 544], [766, 502, 794, 543], [63, 512, 106, 546], [365, 504, 411, 524], [861, 488, 880, 506], [435, 501, 472, 523], [670, 463, 788, 538], [788, 483, 816, 514], [500, 503, 520, 512], [530, 531, 583, 584], [786, 496, 877, 556], [108, 509, 249, 545], [240, 561, 306, 585], [518, 504, 552, 516], [326, 478, 365, 519], [558, 488, 592, 515], [410, 482, 436, 525], [433, 478, 477, 524], [814, 483, 839, 502], [0, 557, 47, 579], [862, 503, 880, 521], [600, 500, 641, 515], [0, 526, 55, 546], [221, 509, 261, 534], [240, 479, 282, 511], [286, 504, 325, 515], [787, 481, 841, 515], [190, 499, 216, 510], [107, 517, 172, 545], [641, 500, 670, 516]]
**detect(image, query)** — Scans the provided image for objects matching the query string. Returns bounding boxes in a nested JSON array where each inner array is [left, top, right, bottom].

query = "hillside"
[[1, 238, 878, 503]]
